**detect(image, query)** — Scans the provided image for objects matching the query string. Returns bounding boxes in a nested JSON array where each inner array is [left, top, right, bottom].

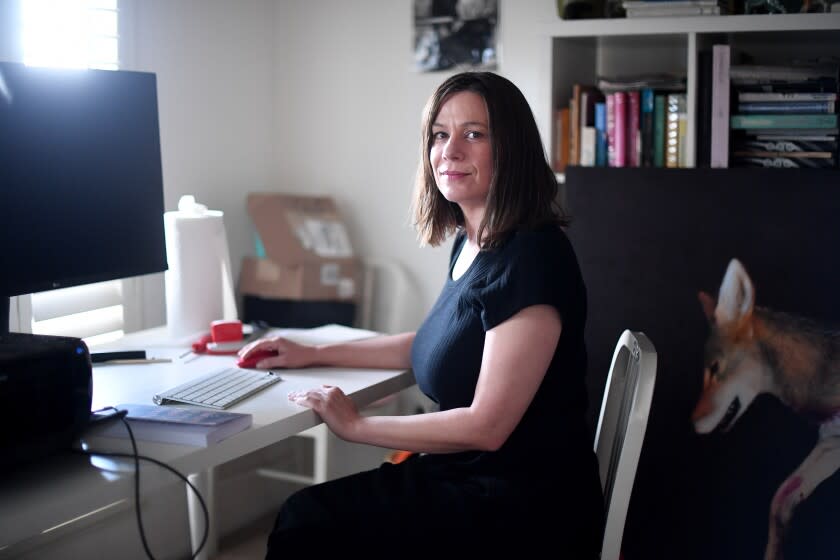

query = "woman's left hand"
[[288, 385, 360, 441]]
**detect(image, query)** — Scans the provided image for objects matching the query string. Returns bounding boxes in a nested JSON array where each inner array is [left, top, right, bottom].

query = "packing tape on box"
[[164, 195, 237, 339]]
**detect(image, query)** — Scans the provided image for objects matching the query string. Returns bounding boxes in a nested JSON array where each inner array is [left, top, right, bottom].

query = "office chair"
[[594, 330, 657, 560]]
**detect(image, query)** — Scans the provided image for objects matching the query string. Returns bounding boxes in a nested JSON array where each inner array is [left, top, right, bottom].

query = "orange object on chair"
[[386, 450, 414, 464]]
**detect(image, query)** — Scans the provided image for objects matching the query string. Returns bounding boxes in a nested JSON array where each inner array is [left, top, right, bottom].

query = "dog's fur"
[[693, 258, 840, 560]]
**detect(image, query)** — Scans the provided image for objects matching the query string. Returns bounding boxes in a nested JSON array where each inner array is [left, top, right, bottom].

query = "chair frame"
[[594, 330, 657, 560]]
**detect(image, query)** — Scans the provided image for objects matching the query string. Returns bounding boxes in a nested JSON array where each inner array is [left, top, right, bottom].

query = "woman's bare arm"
[[239, 331, 415, 370], [293, 305, 561, 453]]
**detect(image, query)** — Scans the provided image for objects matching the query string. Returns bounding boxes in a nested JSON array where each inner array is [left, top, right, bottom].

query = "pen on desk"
[[94, 358, 173, 366], [91, 350, 147, 363]]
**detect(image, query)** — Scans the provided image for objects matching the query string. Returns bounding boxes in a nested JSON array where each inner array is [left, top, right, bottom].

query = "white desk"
[[0, 325, 414, 559]]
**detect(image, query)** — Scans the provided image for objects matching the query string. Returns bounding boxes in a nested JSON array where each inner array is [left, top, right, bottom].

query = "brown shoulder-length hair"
[[412, 71, 568, 248]]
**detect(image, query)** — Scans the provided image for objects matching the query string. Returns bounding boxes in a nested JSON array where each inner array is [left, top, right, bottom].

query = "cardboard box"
[[247, 192, 355, 263], [239, 256, 358, 301], [239, 193, 360, 302]]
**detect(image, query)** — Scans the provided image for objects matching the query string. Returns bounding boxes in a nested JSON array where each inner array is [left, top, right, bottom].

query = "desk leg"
[[187, 467, 217, 560]]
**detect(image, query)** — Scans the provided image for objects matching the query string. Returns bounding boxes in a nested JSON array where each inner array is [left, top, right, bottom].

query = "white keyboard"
[[153, 367, 282, 409]]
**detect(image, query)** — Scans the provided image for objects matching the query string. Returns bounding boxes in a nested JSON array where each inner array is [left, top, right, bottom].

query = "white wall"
[[125, 0, 278, 327], [269, 0, 556, 326]]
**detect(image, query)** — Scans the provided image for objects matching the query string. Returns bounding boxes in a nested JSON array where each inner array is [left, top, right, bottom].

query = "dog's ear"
[[698, 291, 716, 324], [716, 258, 754, 327]]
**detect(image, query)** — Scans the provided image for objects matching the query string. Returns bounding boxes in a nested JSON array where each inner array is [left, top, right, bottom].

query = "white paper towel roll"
[[164, 195, 237, 339]]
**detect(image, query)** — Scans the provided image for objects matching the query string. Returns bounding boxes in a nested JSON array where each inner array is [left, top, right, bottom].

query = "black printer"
[[0, 333, 92, 473]]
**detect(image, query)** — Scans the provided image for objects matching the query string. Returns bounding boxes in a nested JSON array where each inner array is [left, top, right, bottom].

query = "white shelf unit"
[[539, 13, 840, 170]]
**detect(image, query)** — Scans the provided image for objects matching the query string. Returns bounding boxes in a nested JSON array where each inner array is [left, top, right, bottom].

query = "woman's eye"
[[466, 130, 483, 139], [710, 361, 719, 375], [432, 131, 447, 141]]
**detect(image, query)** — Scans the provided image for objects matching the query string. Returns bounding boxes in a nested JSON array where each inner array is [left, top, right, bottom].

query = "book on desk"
[[85, 403, 252, 447]]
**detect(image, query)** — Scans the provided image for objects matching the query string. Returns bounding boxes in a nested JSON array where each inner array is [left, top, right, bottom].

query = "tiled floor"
[[214, 513, 274, 559]]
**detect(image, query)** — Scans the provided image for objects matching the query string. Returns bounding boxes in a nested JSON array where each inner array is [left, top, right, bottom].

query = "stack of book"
[[85, 403, 253, 447], [729, 62, 838, 169], [553, 74, 686, 171], [622, 0, 726, 17]]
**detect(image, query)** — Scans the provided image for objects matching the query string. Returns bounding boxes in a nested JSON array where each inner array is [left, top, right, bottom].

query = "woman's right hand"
[[237, 336, 317, 369]]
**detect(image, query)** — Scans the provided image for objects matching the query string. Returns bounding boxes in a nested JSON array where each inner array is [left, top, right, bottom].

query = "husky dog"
[[693, 258, 840, 560]]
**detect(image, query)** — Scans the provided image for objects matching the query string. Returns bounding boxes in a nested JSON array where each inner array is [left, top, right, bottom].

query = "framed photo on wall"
[[413, 0, 498, 72]]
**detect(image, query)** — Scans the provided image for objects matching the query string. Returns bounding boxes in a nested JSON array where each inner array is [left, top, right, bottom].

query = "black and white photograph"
[[413, 0, 498, 72]]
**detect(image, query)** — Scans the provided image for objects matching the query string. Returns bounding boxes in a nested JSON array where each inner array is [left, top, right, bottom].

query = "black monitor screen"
[[0, 62, 167, 297]]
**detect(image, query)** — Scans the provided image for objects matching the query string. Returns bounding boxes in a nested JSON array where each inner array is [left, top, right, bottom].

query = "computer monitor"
[[0, 62, 168, 334]]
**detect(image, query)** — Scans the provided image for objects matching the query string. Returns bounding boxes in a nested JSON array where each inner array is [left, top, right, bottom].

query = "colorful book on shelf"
[[733, 150, 834, 159], [653, 94, 666, 168], [569, 84, 600, 166], [580, 126, 597, 166], [737, 101, 835, 114], [752, 134, 837, 144], [579, 87, 605, 167], [595, 102, 608, 167], [730, 114, 839, 130], [695, 49, 713, 167], [734, 78, 838, 94], [677, 98, 689, 167], [614, 91, 628, 167], [730, 63, 839, 84], [710, 44, 730, 169], [665, 93, 684, 168], [627, 90, 641, 167], [742, 127, 839, 136], [640, 89, 655, 168], [733, 138, 837, 154], [738, 92, 837, 102], [553, 107, 570, 172], [731, 156, 836, 169], [606, 93, 617, 167], [596, 73, 686, 94], [85, 403, 253, 447]]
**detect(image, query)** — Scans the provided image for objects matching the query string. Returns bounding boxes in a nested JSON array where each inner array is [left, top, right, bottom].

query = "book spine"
[[730, 65, 838, 82], [733, 150, 832, 158], [580, 126, 597, 166], [730, 113, 839, 129], [627, 90, 641, 167], [554, 107, 570, 172], [732, 156, 835, 169], [666, 93, 681, 168], [653, 94, 666, 168], [569, 96, 580, 167], [677, 94, 688, 168], [710, 44, 730, 169], [606, 93, 617, 167], [641, 88, 655, 167], [595, 102, 608, 167], [570, 84, 586, 167], [614, 91, 628, 168], [696, 50, 713, 167], [738, 92, 838, 102], [743, 127, 840, 136], [736, 101, 835, 114]]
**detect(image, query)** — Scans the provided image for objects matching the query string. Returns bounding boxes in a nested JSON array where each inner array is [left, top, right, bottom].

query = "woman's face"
[[430, 91, 493, 211]]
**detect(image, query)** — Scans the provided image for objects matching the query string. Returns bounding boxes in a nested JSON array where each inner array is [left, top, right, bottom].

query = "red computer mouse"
[[236, 349, 278, 369]]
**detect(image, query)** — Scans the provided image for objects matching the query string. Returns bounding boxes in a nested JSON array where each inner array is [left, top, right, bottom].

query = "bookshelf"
[[540, 13, 840, 171]]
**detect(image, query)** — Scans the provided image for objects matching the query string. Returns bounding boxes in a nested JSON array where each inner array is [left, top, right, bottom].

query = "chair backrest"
[[357, 257, 424, 335], [593, 330, 657, 560]]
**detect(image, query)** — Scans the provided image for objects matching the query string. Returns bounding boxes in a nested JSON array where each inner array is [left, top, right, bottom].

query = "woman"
[[244, 71, 604, 555]]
